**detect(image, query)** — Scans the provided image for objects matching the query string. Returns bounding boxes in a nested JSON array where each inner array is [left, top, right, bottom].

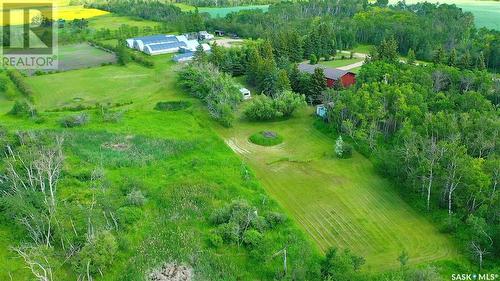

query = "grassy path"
[[215, 107, 459, 270]]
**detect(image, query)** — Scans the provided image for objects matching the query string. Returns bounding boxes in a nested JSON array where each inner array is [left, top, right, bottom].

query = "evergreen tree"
[[448, 48, 457, 67], [476, 51, 486, 70], [310, 67, 327, 101], [246, 45, 262, 87], [310, 54, 318, 64], [193, 44, 208, 64], [209, 41, 224, 68], [407, 48, 416, 65], [276, 69, 292, 93], [433, 47, 445, 65], [460, 51, 471, 69], [116, 40, 130, 65]]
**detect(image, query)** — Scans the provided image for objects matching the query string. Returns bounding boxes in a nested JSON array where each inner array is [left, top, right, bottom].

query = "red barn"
[[298, 63, 356, 88]]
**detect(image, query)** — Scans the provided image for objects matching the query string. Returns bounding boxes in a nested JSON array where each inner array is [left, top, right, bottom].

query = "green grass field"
[[26, 55, 176, 112], [199, 5, 269, 17], [388, 0, 500, 30], [215, 106, 460, 270], [0, 54, 320, 280], [319, 57, 364, 68]]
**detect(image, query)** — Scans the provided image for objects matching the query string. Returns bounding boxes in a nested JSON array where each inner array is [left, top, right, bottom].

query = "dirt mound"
[[148, 262, 193, 281], [262, 131, 277, 138]]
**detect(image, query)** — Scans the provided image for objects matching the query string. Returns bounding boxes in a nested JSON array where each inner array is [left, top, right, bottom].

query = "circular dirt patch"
[[73, 97, 83, 102], [249, 131, 283, 146]]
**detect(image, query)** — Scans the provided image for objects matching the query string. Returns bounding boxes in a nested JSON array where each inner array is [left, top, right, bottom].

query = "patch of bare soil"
[[262, 131, 277, 138], [148, 262, 193, 281]]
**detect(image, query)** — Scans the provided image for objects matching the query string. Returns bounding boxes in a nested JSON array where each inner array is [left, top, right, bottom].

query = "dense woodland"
[[84, 0, 500, 72]]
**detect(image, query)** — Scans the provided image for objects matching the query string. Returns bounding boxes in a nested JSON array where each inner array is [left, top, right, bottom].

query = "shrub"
[[335, 136, 352, 159], [178, 63, 240, 127], [244, 91, 305, 121], [73, 231, 118, 277], [265, 212, 286, 228], [126, 189, 146, 206], [154, 101, 191, 111], [310, 54, 318, 64], [216, 222, 240, 243], [249, 131, 283, 146], [208, 233, 223, 248], [117, 206, 143, 227], [60, 113, 89, 128], [243, 229, 263, 248], [101, 109, 124, 123], [6, 69, 34, 100], [8, 101, 37, 117]]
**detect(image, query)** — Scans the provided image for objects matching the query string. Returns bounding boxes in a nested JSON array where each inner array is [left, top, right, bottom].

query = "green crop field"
[[388, 0, 500, 30], [198, 5, 269, 17], [215, 106, 460, 270], [88, 14, 161, 30]]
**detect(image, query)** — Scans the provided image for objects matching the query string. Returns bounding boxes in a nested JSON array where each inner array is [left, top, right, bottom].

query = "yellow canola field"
[[1, 4, 108, 26]]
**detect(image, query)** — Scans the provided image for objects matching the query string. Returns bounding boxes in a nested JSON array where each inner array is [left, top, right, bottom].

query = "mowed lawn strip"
[[215, 107, 460, 270]]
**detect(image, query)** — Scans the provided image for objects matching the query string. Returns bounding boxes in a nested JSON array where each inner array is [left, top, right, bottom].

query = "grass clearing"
[[215, 106, 460, 271], [319, 57, 364, 68], [25, 55, 177, 112]]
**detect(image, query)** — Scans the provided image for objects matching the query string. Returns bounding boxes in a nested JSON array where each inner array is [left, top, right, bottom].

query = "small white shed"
[[239, 88, 251, 100]]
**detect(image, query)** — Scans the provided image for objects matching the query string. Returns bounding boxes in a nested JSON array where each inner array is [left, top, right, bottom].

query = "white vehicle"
[[239, 88, 251, 100]]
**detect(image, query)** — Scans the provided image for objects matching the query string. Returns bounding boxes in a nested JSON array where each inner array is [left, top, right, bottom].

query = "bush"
[[101, 109, 124, 123], [216, 222, 240, 243], [8, 101, 37, 117], [265, 212, 286, 228], [117, 206, 143, 227], [310, 54, 318, 64], [154, 101, 191, 111], [60, 113, 89, 128], [244, 91, 306, 121], [73, 231, 118, 277], [178, 63, 240, 127], [126, 189, 146, 206], [6, 69, 34, 101], [249, 131, 283, 146], [243, 229, 263, 248], [208, 233, 223, 248], [335, 136, 353, 159]]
